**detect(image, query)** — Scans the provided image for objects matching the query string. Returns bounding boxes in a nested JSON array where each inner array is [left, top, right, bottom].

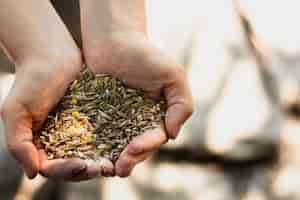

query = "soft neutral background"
[[1, 0, 300, 199]]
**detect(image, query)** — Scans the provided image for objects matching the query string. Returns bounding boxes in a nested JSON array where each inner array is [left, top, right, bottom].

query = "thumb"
[[164, 70, 194, 139], [1, 100, 39, 179], [13, 140, 40, 179]]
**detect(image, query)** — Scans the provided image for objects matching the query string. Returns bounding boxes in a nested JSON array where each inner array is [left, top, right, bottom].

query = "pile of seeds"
[[34, 68, 165, 162]]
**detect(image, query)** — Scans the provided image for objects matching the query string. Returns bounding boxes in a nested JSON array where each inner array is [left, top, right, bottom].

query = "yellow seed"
[[81, 136, 94, 144], [72, 111, 80, 118]]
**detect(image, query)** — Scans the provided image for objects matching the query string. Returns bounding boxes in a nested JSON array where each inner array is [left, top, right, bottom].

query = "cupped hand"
[[83, 33, 194, 177], [0, 53, 114, 181]]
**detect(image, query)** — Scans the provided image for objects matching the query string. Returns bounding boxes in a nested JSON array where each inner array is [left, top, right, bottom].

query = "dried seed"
[[34, 67, 166, 162]]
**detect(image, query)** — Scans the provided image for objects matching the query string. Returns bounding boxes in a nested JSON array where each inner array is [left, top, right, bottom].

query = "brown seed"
[[34, 67, 166, 162]]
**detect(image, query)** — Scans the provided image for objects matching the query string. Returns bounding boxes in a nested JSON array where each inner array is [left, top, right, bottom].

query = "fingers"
[[39, 151, 86, 180], [115, 126, 167, 177], [39, 151, 114, 181], [115, 152, 150, 178], [164, 69, 194, 139], [10, 140, 39, 179], [126, 126, 167, 155], [41, 128, 166, 179], [1, 101, 39, 179], [69, 158, 114, 181]]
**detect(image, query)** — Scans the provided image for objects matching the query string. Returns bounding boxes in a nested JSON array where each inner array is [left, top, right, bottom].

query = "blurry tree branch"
[[233, 0, 279, 103]]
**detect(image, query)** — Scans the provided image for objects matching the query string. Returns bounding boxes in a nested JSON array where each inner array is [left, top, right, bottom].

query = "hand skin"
[[0, 0, 113, 181], [80, 0, 194, 177]]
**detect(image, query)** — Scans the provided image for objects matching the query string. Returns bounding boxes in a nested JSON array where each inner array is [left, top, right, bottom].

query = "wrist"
[[80, 0, 147, 46], [16, 46, 82, 80], [82, 31, 151, 72]]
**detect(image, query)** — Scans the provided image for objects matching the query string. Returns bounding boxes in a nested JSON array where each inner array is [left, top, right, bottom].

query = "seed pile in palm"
[[34, 67, 166, 162]]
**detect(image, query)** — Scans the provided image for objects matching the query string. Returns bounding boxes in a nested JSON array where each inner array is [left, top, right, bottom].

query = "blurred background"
[[1, 0, 300, 199]]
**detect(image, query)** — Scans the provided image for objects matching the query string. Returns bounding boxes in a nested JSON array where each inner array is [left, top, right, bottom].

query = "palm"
[[1, 62, 113, 180], [87, 37, 180, 98], [84, 36, 193, 177]]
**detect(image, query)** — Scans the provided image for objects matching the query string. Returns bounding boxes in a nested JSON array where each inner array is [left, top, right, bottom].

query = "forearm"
[[79, 0, 147, 43], [0, 0, 79, 64]]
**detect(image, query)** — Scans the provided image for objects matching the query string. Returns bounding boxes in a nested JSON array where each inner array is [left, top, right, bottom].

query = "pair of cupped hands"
[[1, 30, 193, 181]]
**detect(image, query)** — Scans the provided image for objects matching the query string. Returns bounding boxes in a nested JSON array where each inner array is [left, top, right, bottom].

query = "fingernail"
[[119, 168, 131, 177], [102, 167, 115, 177], [118, 169, 129, 177], [116, 162, 130, 177]]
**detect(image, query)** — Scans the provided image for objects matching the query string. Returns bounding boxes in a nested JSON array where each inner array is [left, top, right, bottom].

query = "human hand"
[[0, 0, 117, 181], [82, 32, 194, 177], [78, 0, 194, 177], [0, 51, 114, 181]]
